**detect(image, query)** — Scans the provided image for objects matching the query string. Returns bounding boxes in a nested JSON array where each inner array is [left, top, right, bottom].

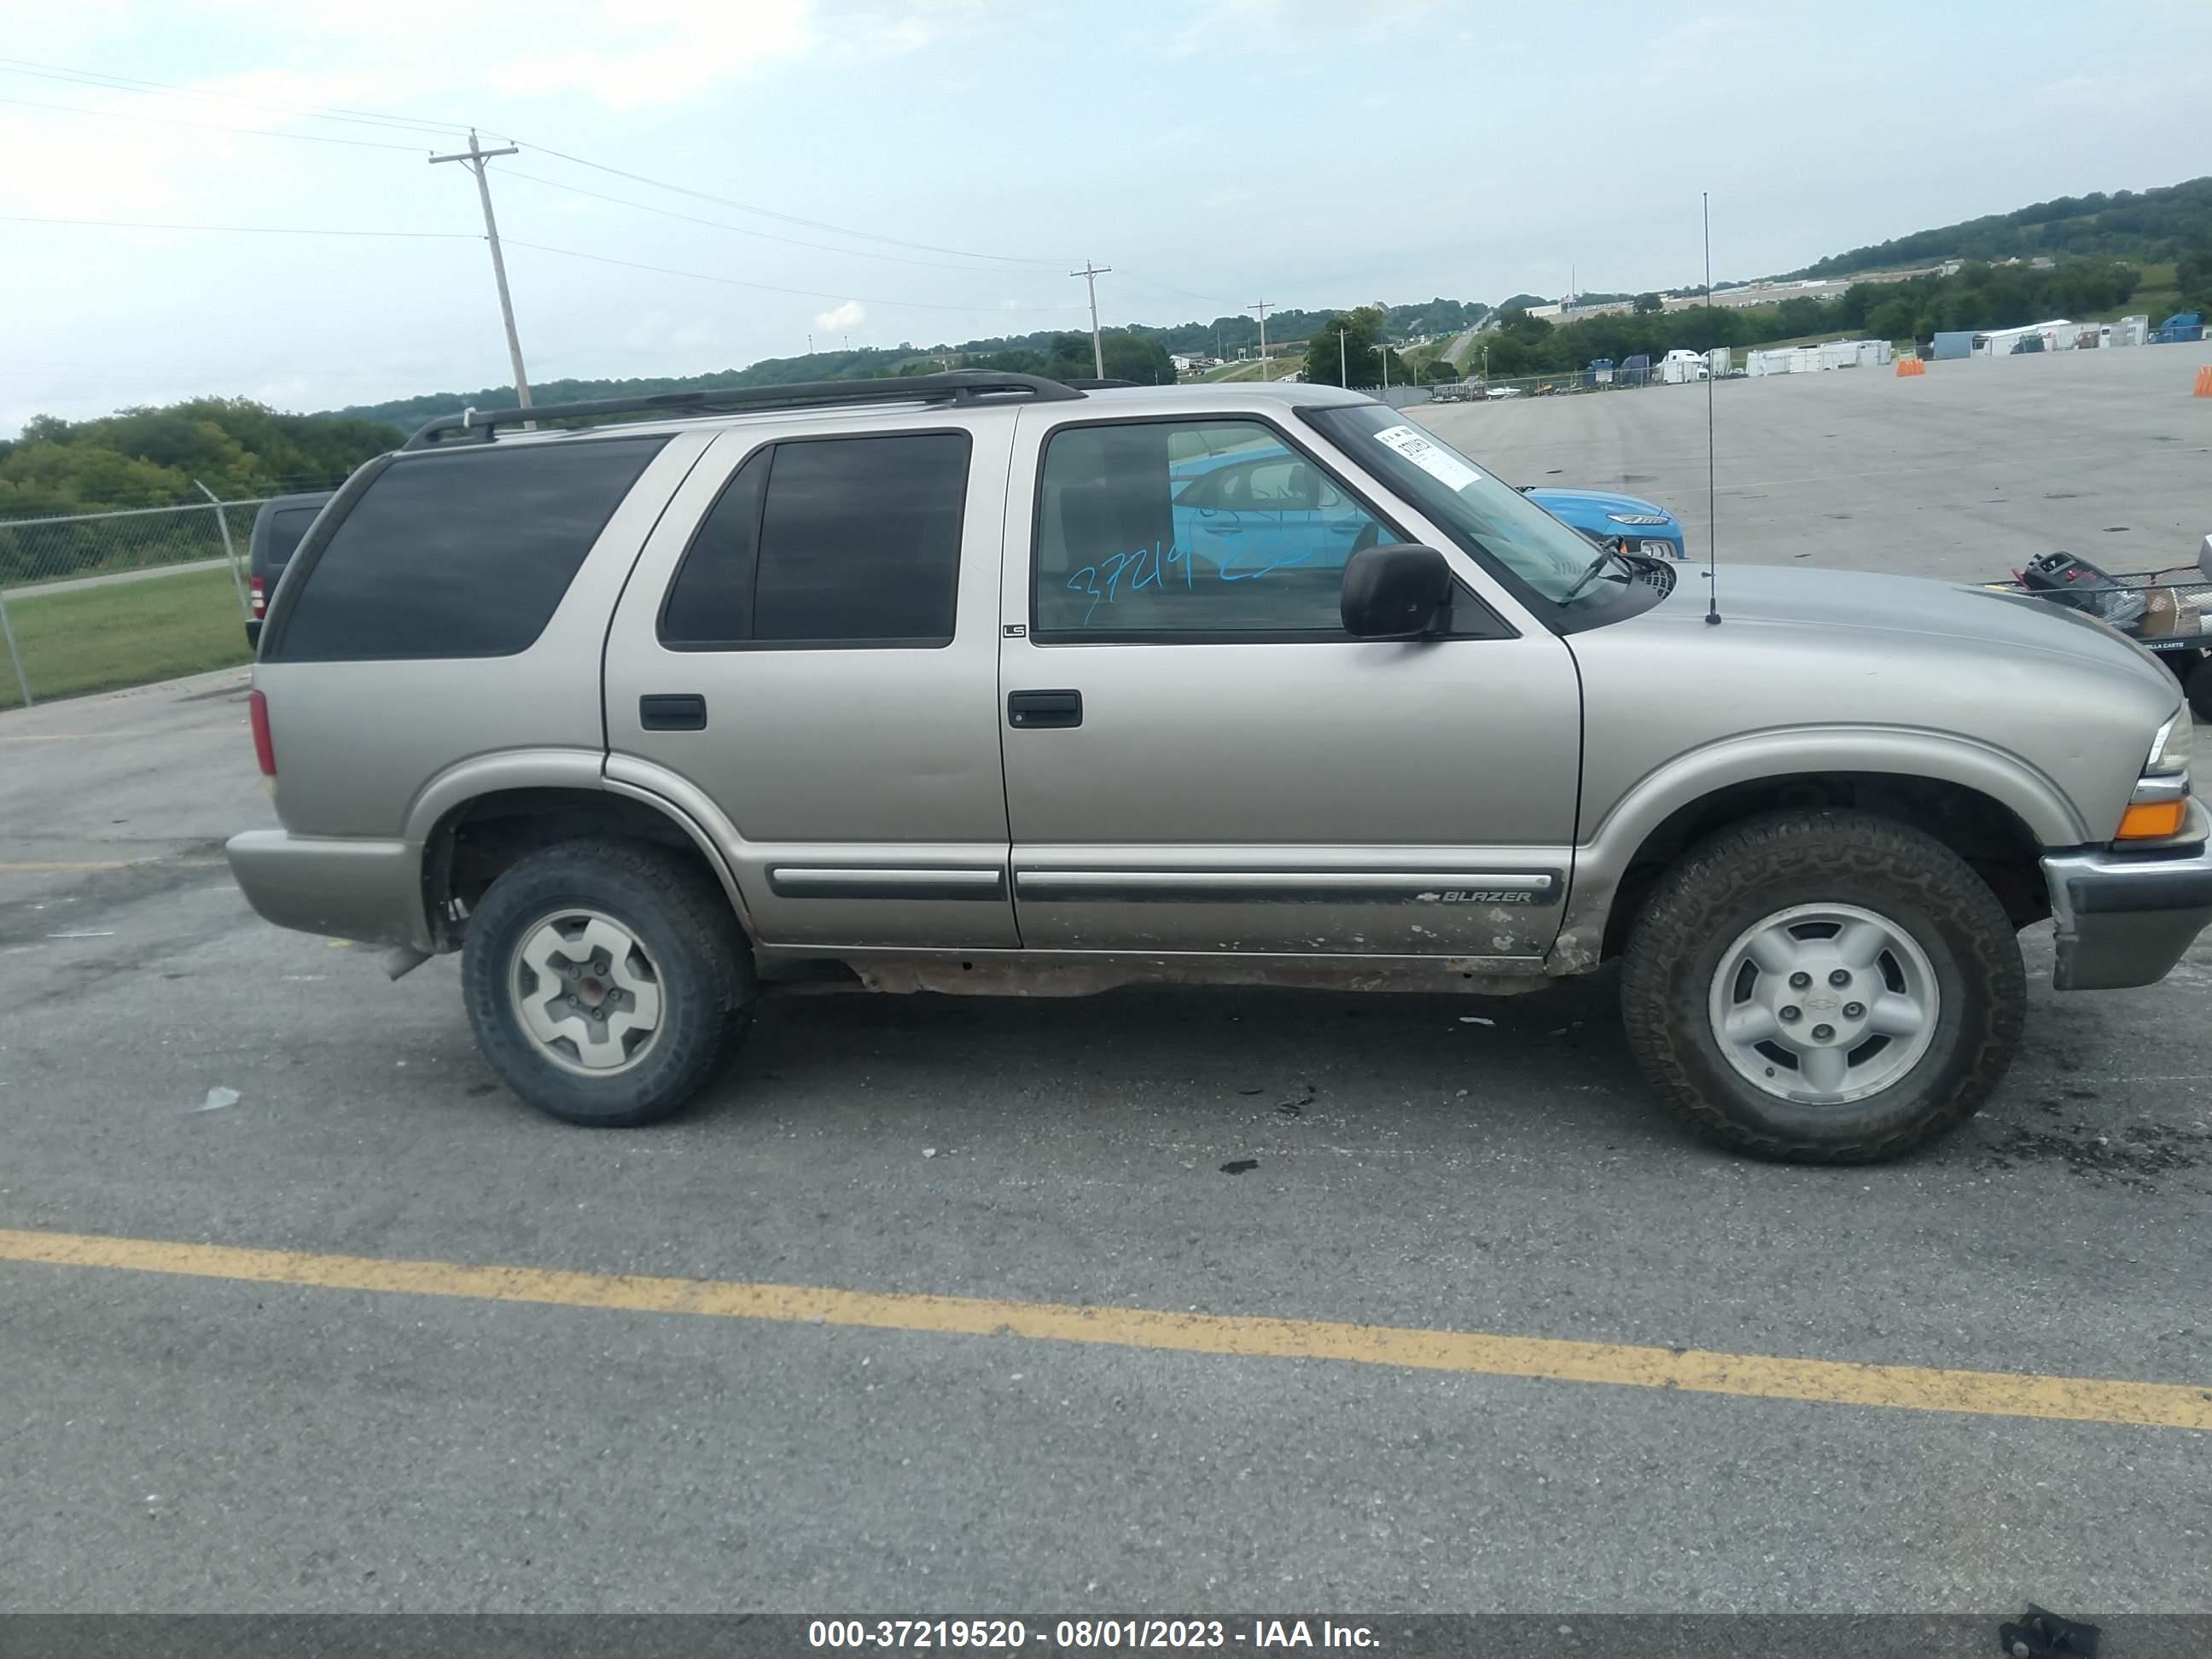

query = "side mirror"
[[1342, 544, 1452, 638], [244, 620, 263, 650]]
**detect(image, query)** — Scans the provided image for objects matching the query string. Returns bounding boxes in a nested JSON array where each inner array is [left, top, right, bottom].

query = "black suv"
[[243, 491, 334, 648]]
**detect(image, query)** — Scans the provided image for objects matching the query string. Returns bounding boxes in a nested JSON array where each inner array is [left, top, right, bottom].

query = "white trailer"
[[1745, 348, 1794, 377], [1658, 348, 1708, 384], [1706, 346, 1732, 378]]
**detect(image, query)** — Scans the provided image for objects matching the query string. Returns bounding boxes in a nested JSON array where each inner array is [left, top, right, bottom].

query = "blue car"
[[1170, 449, 1374, 579], [1522, 487, 1688, 561], [1167, 451, 1687, 577]]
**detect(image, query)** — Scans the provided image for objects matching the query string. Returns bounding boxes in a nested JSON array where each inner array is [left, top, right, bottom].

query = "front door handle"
[[1008, 689, 1082, 730], [640, 693, 707, 731]]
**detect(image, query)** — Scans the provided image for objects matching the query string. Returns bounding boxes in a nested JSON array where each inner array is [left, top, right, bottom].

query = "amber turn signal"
[[2116, 799, 2187, 840]]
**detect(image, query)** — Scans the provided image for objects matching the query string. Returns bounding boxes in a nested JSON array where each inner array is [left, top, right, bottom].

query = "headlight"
[[2147, 708, 2192, 777], [1605, 513, 1669, 526], [2116, 708, 2194, 839]]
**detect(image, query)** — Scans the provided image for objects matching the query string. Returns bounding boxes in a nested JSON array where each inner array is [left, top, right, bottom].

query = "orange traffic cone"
[[2194, 364, 2212, 397], [1895, 356, 1925, 377]]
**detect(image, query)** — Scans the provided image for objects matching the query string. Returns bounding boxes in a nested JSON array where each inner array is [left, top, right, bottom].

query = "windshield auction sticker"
[[1371, 423, 1483, 491]]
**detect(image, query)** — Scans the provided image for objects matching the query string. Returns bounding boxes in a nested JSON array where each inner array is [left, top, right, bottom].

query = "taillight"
[[249, 689, 276, 777], [248, 574, 266, 619]]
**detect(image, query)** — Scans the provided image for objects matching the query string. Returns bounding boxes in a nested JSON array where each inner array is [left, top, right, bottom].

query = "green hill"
[[1793, 176, 2212, 278]]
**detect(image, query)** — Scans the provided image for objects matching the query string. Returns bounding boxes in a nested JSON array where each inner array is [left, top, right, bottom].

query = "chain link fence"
[[0, 491, 290, 710]]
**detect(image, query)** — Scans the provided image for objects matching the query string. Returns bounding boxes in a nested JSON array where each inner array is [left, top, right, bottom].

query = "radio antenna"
[[1703, 190, 1721, 626]]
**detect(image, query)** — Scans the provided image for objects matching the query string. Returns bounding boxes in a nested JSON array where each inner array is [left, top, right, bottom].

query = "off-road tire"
[[1619, 809, 2023, 1162], [463, 838, 756, 1127]]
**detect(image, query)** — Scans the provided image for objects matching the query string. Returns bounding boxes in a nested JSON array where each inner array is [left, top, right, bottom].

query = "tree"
[[1633, 292, 1662, 315], [2172, 243, 2212, 313], [1866, 297, 1918, 341], [1423, 356, 1463, 382], [1304, 312, 1383, 387], [0, 398, 404, 517]]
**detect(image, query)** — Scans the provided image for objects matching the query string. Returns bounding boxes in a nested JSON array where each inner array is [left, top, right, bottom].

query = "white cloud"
[[814, 300, 864, 330]]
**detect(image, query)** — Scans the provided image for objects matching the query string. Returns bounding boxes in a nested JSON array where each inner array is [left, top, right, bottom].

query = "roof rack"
[[400, 370, 1085, 451]]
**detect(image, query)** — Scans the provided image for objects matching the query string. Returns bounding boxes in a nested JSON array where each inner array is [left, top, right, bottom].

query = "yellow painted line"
[[2, 1228, 2207, 1431]]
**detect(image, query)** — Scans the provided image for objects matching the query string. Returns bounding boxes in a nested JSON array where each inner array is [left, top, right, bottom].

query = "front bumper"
[[226, 830, 432, 952], [2041, 811, 2212, 990]]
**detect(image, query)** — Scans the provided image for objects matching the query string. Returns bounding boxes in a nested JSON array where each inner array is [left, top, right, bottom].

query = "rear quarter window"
[[258, 506, 323, 577], [267, 436, 667, 661]]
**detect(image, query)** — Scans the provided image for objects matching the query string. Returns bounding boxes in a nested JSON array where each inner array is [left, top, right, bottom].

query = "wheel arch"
[[415, 773, 754, 950], [1562, 739, 2067, 968]]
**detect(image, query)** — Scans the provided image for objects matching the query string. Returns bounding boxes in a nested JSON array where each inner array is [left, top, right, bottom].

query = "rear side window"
[[259, 506, 321, 576], [270, 437, 667, 661], [659, 431, 969, 649]]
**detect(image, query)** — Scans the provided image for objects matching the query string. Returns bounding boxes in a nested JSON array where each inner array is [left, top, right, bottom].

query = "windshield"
[[1303, 404, 1619, 605]]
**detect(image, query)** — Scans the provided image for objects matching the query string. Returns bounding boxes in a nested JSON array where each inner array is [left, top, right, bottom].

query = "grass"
[[1196, 355, 1306, 383], [0, 565, 251, 710]]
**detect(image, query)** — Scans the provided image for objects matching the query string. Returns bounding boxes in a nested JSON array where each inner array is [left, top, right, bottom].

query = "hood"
[[1635, 562, 2174, 691], [1526, 486, 1675, 521]]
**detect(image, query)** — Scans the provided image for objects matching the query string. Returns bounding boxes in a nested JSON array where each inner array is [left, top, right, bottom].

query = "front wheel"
[[463, 838, 756, 1127], [1619, 810, 2024, 1162]]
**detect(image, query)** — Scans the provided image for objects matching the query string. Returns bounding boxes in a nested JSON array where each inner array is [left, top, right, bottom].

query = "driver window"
[[1033, 420, 1390, 637]]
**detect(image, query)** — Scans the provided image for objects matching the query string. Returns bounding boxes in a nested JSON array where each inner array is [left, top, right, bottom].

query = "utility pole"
[[1339, 325, 1347, 387], [429, 129, 533, 410], [1247, 298, 1271, 371], [1071, 262, 1111, 377]]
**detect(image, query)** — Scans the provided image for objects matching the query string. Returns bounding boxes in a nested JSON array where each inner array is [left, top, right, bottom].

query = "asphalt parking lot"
[[4, 346, 2212, 1618]]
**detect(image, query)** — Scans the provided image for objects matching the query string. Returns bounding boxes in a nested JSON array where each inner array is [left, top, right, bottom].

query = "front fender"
[[1553, 725, 2087, 969]]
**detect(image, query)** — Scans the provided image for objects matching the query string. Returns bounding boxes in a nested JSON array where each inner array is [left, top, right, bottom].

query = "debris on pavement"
[[1220, 1159, 1258, 1175], [2000, 1605, 2099, 1658], [193, 1087, 240, 1113]]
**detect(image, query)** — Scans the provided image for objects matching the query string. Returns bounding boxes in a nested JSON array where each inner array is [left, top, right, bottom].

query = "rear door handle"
[[639, 693, 707, 731], [1008, 689, 1082, 730]]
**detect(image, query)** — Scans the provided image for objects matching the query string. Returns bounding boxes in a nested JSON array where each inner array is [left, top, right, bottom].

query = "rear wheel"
[[1619, 810, 2023, 1162], [463, 838, 755, 1126]]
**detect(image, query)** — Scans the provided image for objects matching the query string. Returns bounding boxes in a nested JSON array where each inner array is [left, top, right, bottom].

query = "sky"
[[3, 0, 2209, 434]]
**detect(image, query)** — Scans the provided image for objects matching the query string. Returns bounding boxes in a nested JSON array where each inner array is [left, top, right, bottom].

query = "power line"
[[5, 214, 1079, 317], [1116, 271, 1241, 307], [501, 238, 1082, 314], [7, 55, 1080, 272], [0, 92, 433, 151], [498, 167, 1070, 277], [2, 212, 476, 238], [510, 137, 1070, 268], [0, 58, 471, 138]]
